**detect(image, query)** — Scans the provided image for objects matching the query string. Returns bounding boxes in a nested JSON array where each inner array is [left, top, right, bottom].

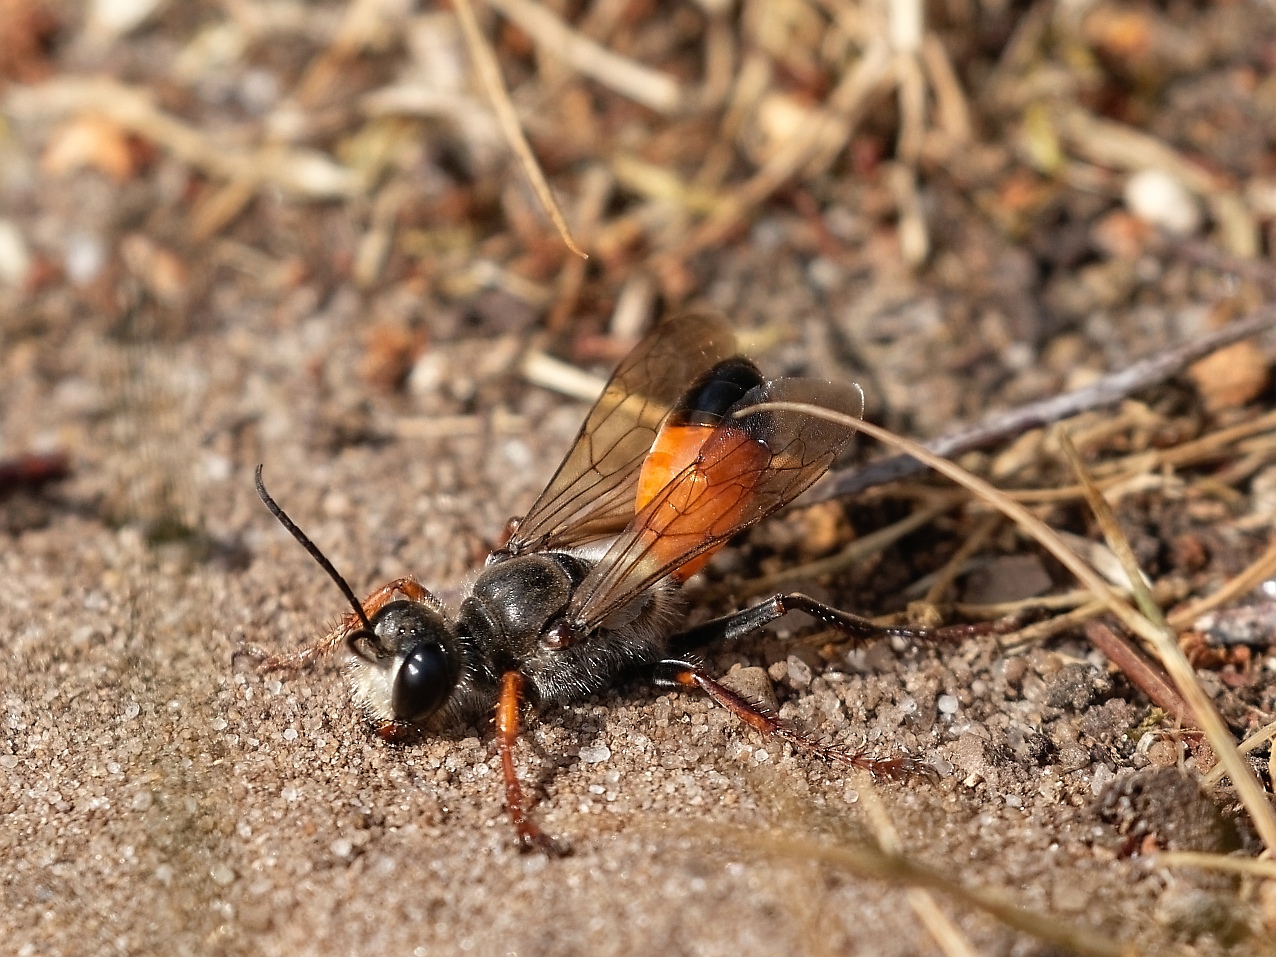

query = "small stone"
[[1124, 169, 1201, 236], [1188, 341, 1269, 412], [0, 220, 31, 287], [721, 666, 779, 714], [937, 694, 959, 715], [578, 744, 611, 764], [784, 655, 813, 689], [209, 863, 236, 887]]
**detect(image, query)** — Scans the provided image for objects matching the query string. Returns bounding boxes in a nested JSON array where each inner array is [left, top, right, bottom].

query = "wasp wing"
[[509, 311, 739, 553], [566, 378, 864, 629]]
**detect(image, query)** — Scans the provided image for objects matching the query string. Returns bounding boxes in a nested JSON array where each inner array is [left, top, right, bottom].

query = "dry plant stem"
[[919, 34, 971, 145], [692, 493, 963, 603], [998, 598, 1109, 651], [956, 588, 1106, 619], [1166, 533, 1276, 631], [731, 832, 1127, 957], [1083, 621, 1195, 727], [666, 40, 892, 265], [452, 0, 586, 259], [1155, 852, 1276, 880], [483, 0, 683, 114], [923, 512, 1000, 605], [1055, 430, 1276, 850], [1006, 407, 1276, 505], [1203, 717, 1276, 788], [547, 166, 612, 331], [853, 771, 981, 957], [812, 304, 1276, 502], [5, 78, 358, 197], [748, 401, 1276, 851], [1055, 106, 1220, 195]]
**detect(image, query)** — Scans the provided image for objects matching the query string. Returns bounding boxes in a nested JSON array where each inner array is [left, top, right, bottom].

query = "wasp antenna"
[[254, 464, 372, 630]]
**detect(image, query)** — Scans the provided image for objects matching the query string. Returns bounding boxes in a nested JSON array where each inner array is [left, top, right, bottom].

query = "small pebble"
[[1124, 169, 1201, 236], [578, 744, 611, 764], [65, 233, 105, 285], [0, 220, 31, 287], [937, 694, 959, 715], [210, 863, 236, 887]]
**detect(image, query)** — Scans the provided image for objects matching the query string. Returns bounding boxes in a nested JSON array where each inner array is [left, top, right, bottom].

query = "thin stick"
[[1155, 852, 1276, 880], [483, 0, 683, 114], [1202, 717, 1276, 788], [452, 0, 587, 259], [811, 304, 1276, 502], [854, 772, 982, 957], [744, 401, 1276, 851], [1084, 621, 1195, 727], [923, 513, 1000, 605], [688, 493, 963, 603], [1167, 533, 1276, 631], [730, 831, 1127, 957]]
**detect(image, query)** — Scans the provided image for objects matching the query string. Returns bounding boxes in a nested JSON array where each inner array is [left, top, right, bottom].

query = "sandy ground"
[[4, 3, 1276, 954], [3, 279, 1271, 956]]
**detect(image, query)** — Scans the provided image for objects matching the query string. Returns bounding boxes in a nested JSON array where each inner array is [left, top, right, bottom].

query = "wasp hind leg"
[[660, 592, 980, 778], [654, 659, 927, 778], [669, 591, 991, 654]]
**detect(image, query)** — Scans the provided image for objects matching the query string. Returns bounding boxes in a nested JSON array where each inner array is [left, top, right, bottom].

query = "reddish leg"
[[496, 671, 566, 855], [656, 660, 930, 779], [243, 578, 435, 671]]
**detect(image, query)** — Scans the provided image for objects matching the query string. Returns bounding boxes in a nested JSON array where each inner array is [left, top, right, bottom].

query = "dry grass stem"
[[923, 512, 1001, 605], [920, 34, 971, 145], [1154, 852, 1276, 880], [452, 0, 587, 259], [1203, 717, 1276, 788], [696, 493, 964, 602], [521, 350, 607, 402], [483, 0, 684, 114], [1055, 106, 1221, 196], [853, 771, 982, 957], [6, 77, 359, 197], [748, 401, 1276, 851], [731, 831, 1129, 957], [1056, 430, 1276, 850]]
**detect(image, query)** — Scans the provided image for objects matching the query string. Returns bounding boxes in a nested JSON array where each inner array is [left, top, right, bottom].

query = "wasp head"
[[346, 600, 461, 724]]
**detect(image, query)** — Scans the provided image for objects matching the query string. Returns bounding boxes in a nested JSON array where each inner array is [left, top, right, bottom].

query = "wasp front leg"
[[238, 577, 434, 671], [496, 671, 567, 856]]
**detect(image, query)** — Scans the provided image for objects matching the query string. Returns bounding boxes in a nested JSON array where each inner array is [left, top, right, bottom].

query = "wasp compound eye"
[[392, 642, 456, 721]]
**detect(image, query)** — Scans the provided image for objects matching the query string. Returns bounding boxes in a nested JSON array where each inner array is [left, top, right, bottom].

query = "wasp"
[[252, 311, 947, 853]]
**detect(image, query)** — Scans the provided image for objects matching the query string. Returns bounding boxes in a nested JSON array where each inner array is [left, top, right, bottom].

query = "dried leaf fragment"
[[1188, 342, 1270, 412]]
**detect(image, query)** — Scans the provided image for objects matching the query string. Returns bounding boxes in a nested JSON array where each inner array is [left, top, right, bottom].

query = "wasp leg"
[[654, 660, 928, 778], [496, 671, 568, 856], [241, 578, 433, 671], [670, 592, 986, 654]]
